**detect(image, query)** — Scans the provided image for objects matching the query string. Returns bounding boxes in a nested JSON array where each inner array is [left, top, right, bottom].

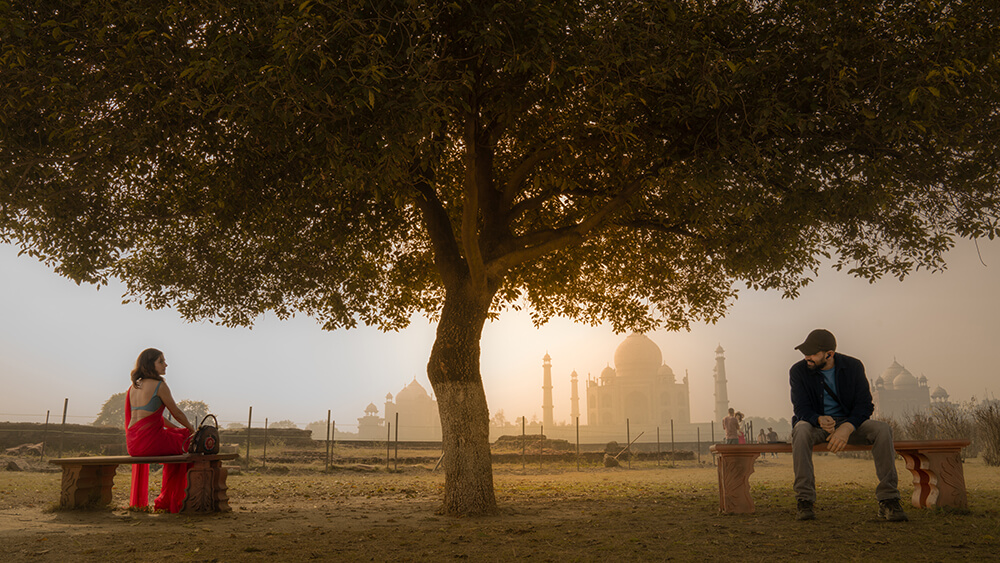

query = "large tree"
[[3, 1, 999, 515]]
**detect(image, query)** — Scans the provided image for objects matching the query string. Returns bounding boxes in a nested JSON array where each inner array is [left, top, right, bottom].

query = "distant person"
[[789, 329, 908, 522], [736, 411, 746, 444], [722, 408, 739, 444], [125, 348, 195, 513], [766, 427, 779, 458], [758, 428, 766, 445]]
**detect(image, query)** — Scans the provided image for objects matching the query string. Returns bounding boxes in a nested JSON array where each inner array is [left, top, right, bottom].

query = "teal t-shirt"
[[821, 367, 846, 417]]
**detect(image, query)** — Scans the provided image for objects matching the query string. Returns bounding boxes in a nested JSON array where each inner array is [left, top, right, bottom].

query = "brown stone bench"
[[709, 439, 970, 514], [49, 453, 238, 514]]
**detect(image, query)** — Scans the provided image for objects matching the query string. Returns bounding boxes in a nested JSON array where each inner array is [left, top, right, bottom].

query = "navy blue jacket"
[[789, 352, 874, 430]]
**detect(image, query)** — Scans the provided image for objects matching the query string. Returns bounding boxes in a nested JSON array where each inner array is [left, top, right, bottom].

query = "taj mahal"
[[343, 332, 949, 442]]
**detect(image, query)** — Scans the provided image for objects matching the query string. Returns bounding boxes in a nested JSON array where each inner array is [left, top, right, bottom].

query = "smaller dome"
[[716, 344, 725, 355], [875, 376, 884, 389], [543, 352, 551, 361], [918, 374, 928, 387], [658, 363, 676, 382], [931, 386, 949, 399], [386, 392, 393, 400], [570, 370, 578, 379], [601, 364, 616, 380], [364, 402, 379, 414]]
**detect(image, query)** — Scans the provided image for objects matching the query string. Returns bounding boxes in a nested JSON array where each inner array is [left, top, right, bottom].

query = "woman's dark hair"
[[131, 348, 164, 388]]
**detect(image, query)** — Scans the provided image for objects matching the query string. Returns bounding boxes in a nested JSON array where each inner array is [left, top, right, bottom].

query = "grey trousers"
[[791, 419, 900, 503]]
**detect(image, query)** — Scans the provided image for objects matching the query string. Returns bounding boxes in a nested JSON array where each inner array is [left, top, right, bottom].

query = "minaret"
[[713, 345, 730, 424], [570, 370, 580, 422], [542, 353, 554, 429]]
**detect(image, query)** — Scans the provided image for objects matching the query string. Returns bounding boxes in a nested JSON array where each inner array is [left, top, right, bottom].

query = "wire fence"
[[3, 398, 788, 470], [1, 409, 722, 471]]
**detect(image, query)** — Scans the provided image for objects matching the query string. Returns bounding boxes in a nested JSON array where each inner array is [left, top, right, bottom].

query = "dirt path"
[[2, 457, 998, 561]]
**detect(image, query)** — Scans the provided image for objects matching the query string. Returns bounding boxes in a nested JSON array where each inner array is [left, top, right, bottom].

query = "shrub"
[[902, 411, 938, 440], [973, 401, 1000, 466], [932, 402, 979, 458], [875, 415, 903, 441]]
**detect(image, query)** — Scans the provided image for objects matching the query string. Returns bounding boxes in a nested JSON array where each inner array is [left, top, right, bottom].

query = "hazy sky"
[[2, 238, 997, 430]]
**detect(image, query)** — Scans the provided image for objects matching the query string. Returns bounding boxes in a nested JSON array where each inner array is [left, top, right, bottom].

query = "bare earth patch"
[[1, 455, 997, 561]]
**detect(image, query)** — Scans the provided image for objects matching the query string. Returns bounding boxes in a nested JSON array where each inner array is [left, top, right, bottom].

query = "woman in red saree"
[[124, 348, 195, 513]]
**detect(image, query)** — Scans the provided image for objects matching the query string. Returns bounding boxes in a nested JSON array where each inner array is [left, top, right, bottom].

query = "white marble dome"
[[613, 333, 663, 378]]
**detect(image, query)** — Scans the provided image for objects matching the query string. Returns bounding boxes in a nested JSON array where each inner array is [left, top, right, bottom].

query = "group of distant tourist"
[[718, 328, 909, 522]]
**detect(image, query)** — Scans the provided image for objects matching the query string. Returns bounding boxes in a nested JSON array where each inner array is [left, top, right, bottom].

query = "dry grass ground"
[[1, 454, 997, 562]]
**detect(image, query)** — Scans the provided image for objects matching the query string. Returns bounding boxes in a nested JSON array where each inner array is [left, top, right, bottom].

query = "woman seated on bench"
[[125, 348, 195, 513]]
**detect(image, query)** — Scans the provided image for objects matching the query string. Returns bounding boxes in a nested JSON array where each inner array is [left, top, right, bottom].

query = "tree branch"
[[411, 177, 465, 286], [487, 173, 654, 275], [462, 112, 488, 290], [622, 219, 702, 239], [503, 146, 561, 209]]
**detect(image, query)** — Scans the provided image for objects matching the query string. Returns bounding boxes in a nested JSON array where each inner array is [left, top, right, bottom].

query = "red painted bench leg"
[[716, 452, 758, 513], [897, 449, 968, 510]]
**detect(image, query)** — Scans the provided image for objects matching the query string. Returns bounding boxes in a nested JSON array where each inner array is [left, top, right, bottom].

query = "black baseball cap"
[[795, 329, 837, 355]]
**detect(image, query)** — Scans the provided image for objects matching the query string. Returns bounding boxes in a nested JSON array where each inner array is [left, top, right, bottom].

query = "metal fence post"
[[262, 418, 268, 469], [41, 410, 50, 461], [670, 419, 675, 466], [539, 424, 543, 471], [246, 406, 253, 466], [58, 398, 68, 457]]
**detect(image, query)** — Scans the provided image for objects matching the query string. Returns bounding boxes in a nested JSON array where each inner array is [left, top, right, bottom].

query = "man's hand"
[[818, 416, 837, 433], [826, 422, 855, 453]]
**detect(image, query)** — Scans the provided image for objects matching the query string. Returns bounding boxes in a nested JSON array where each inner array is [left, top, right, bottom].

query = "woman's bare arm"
[[158, 382, 194, 433]]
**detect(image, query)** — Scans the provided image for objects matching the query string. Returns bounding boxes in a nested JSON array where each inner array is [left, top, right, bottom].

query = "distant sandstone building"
[[872, 360, 950, 420], [357, 378, 442, 440]]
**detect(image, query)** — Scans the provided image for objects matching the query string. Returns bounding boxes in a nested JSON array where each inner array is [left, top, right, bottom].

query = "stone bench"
[[709, 439, 970, 514], [49, 453, 238, 513]]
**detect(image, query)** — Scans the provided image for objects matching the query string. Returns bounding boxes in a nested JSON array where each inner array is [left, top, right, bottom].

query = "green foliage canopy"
[[4, 0, 998, 333]]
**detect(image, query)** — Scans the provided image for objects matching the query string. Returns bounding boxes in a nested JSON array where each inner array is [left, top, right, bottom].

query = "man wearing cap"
[[789, 329, 908, 522]]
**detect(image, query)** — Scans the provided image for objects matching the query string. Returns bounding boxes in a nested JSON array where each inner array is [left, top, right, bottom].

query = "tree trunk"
[[426, 283, 498, 516]]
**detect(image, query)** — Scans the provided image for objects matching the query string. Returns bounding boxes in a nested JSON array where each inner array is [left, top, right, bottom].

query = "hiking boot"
[[878, 498, 909, 522], [796, 499, 816, 521]]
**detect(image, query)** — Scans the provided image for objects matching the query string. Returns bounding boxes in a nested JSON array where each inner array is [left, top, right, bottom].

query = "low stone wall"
[[0, 422, 317, 454], [0, 422, 123, 454]]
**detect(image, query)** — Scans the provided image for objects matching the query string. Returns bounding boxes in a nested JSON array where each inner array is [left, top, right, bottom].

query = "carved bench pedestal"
[[50, 453, 238, 513], [710, 440, 970, 514]]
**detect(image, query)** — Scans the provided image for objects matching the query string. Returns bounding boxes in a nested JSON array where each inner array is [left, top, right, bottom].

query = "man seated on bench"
[[790, 329, 908, 522]]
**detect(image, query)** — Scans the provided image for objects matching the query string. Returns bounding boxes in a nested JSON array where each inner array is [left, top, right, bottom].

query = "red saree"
[[124, 389, 192, 512]]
